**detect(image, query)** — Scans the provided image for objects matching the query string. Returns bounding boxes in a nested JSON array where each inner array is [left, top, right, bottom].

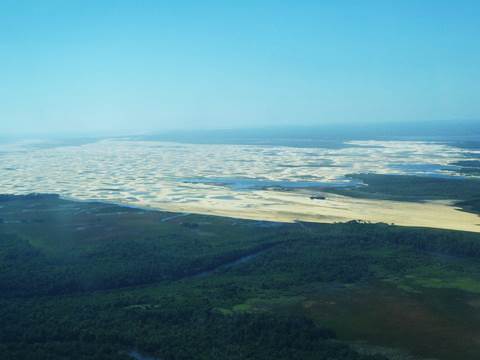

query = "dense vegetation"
[[1, 194, 480, 359], [324, 173, 480, 214], [328, 173, 480, 200]]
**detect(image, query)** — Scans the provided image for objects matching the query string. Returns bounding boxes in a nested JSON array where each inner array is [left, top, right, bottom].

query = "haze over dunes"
[[1, 138, 479, 232]]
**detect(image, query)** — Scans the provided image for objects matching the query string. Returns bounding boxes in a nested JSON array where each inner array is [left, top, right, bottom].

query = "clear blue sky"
[[1, 0, 479, 135]]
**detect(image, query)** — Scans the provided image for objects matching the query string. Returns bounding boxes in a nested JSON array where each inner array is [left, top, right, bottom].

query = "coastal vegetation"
[[1, 194, 480, 359], [325, 173, 480, 214]]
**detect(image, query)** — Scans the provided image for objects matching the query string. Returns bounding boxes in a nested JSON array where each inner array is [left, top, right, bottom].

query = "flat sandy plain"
[[129, 190, 480, 233], [1, 139, 479, 232]]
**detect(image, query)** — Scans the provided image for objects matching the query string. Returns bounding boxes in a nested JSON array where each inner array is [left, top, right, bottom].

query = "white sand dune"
[[0, 139, 479, 233], [136, 190, 480, 233]]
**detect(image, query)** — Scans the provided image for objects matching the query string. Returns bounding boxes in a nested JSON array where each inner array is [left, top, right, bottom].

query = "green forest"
[[1, 194, 480, 359]]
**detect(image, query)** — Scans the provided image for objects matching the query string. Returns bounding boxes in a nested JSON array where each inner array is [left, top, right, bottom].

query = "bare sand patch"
[[132, 190, 480, 233]]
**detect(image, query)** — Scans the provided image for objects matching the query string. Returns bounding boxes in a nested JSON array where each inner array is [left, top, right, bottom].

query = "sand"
[[131, 190, 480, 233]]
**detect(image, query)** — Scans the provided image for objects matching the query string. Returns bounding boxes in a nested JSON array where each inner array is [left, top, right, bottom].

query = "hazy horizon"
[[2, 0, 480, 135], [1, 119, 479, 143]]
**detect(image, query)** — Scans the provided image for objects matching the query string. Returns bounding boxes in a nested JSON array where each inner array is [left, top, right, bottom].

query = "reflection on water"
[[182, 177, 359, 190]]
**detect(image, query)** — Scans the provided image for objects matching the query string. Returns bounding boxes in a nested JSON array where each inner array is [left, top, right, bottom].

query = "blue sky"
[[1, 0, 479, 135]]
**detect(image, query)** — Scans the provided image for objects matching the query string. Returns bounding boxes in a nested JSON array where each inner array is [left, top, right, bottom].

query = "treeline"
[[2, 219, 480, 298], [326, 221, 480, 258]]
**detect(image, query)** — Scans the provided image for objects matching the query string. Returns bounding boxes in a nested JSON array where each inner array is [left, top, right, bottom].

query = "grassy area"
[[301, 284, 480, 360]]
